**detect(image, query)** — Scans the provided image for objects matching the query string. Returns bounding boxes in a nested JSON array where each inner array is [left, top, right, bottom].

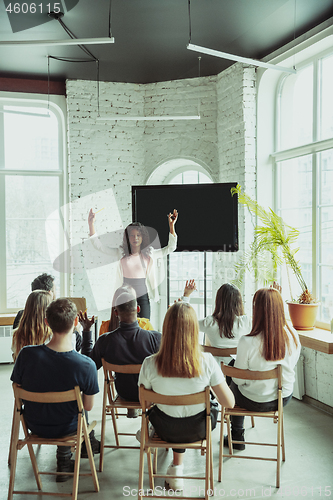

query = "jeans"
[[229, 381, 293, 429]]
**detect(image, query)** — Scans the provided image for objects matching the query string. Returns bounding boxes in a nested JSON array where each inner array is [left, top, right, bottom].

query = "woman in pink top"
[[88, 208, 178, 319]]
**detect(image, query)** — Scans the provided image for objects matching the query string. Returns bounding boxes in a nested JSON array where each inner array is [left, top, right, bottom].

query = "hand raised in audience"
[[78, 310, 95, 331], [270, 281, 282, 293], [183, 279, 197, 297]]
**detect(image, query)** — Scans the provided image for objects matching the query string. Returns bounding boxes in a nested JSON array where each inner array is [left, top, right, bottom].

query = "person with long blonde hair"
[[12, 290, 53, 361], [138, 301, 234, 491], [229, 287, 301, 449]]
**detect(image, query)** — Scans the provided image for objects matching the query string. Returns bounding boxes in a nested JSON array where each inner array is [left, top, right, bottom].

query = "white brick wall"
[[66, 73, 224, 318], [215, 64, 257, 311]]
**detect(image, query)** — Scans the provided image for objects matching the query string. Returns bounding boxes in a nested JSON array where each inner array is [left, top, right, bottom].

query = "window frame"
[[0, 93, 68, 313], [273, 48, 333, 323]]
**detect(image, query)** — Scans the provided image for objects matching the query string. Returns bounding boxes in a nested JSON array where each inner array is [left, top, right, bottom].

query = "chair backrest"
[[13, 383, 84, 412], [203, 345, 237, 357], [139, 385, 211, 413], [102, 359, 142, 375], [221, 364, 282, 389]]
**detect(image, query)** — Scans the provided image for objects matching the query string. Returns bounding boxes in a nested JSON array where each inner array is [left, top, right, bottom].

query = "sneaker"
[[223, 428, 245, 451], [56, 459, 75, 483], [81, 430, 101, 458], [165, 463, 184, 491], [136, 423, 155, 443], [127, 408, 139, 418]]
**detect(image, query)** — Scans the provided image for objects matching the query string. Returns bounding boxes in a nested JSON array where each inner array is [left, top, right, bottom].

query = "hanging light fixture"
[[187, 43, 296, 74], [186, 0, 296, 74]]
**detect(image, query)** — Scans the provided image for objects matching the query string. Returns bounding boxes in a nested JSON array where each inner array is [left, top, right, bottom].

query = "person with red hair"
[[228, 287, 301, 449]]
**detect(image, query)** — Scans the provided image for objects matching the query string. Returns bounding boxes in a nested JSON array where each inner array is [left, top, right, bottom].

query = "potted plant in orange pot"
[[231, 184, 318, 330]]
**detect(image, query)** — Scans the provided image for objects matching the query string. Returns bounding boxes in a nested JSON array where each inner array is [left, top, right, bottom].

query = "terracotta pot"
[[287, 301, 319, 330]]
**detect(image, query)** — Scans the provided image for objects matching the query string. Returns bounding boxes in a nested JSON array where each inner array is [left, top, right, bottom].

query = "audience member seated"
[[13, 272, 82, 352], [80, 286, 161, 417], [12, 273, 56, 330], [10, 298, 99, 482], [138, 301, 235, 491], [99, 285, 154, 336], [227, 287, 301, 450], [183, 279, 251, 350], [11, 290, 53, 362]]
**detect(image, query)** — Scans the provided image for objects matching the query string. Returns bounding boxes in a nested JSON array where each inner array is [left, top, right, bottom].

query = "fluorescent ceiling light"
[[187, 43, 296, 74], [0, 37, 115, 47], [96, 115, 201, 121]]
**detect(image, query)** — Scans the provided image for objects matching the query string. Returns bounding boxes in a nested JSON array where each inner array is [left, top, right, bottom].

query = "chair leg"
[[20, 417, 42, 491], [8, 402, 15, 465], [251, 416, 255, 427], [276, 413, 282, 488], [7, 409, 21, 500], [83, 418, 99, 493], [72, 415, 82, 500], [218, 408, 224, 482], [227, 416, 232, 454], [209, 438, 214, 492], [153, 448, 158, 474], [138, 438, 145, 499], [99, 404, 107, 472], [111, 407, 120, 447], [147, 448, 154, 491], [281, 414, 285, 462]]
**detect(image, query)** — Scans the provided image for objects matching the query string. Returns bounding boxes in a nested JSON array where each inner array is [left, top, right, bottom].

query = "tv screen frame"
[[132, 183, 239, 252]]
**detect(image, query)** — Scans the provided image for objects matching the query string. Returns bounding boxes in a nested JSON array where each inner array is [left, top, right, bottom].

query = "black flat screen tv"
[[132, 183, 238, 252]]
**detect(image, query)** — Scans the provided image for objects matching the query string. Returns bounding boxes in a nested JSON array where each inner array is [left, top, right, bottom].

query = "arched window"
[[274, 51, 333, 322], [0, 96, 66, 312]]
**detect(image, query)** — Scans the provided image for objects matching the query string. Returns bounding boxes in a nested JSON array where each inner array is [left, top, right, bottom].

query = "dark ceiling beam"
[[0, 77, 66, 95]]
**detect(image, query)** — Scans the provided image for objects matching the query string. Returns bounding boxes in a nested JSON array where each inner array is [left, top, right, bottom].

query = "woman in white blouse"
[[138, 301, 234, 491], [229, 287, 301, 449], [183, 280, 251, 364]]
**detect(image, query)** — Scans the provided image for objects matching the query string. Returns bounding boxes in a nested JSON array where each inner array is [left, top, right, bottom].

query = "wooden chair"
[[100, 359, 142, 472], [138, 385, 213, 500], [219, 364, 285, 488], [202, 345, 237, 358], [202, 345, 255, 429], [8, 383, 99, 500]]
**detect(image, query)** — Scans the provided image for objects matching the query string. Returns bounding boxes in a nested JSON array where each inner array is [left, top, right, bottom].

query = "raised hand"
[[168, 209, 178, 236], [183, 279, 196, 297], [78, 310, 95, 331], [88, 208, 96, 236], [270, 281, 282, 293]]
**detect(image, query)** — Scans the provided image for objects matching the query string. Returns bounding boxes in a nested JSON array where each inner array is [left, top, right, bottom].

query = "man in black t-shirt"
[[80, 287, 161, 405], [11, 298, 99, 481]]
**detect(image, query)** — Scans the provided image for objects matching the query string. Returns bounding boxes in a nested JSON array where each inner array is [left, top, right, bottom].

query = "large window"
[[0, 98, 66, 312], [275, 52, 333, 322]]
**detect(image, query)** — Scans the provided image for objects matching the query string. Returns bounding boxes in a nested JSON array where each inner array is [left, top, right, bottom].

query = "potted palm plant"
[[231, 184, 318, 330]]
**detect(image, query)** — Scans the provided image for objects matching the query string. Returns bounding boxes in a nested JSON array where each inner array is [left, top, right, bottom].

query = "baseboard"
[[302, 395, 333, 416]]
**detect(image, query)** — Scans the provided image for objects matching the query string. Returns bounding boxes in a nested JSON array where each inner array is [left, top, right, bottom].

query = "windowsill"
[[0, 314, 16, 326], [293, 323, 333, 354]]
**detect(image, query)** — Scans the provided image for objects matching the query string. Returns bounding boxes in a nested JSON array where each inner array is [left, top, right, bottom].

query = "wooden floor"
[[1, 362, 333, 499]]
